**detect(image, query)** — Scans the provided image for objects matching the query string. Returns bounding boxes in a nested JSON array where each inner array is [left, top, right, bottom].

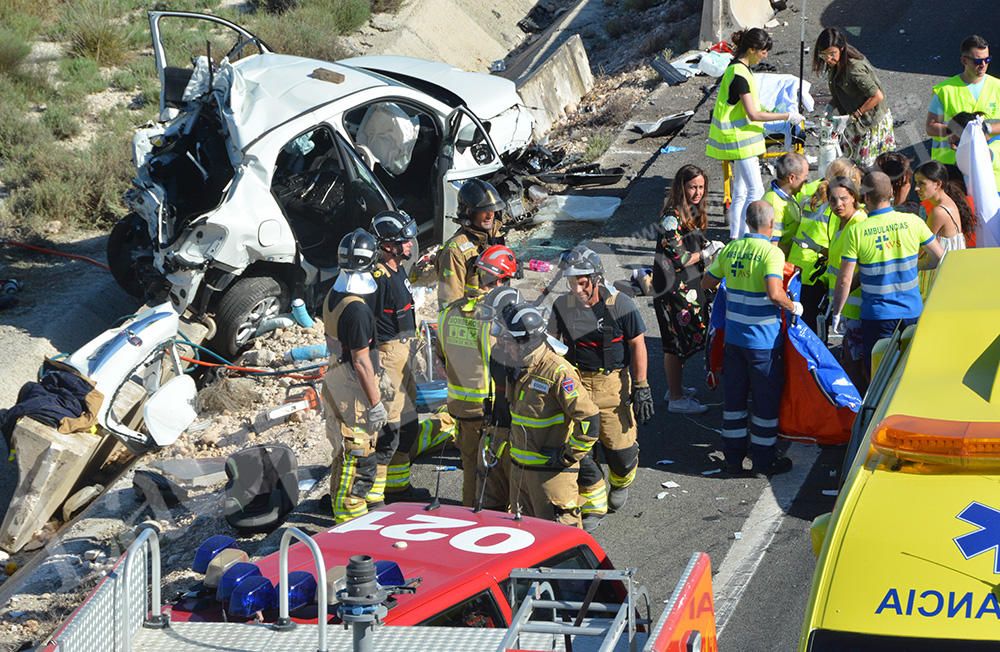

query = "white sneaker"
[[668, 396, 709, 414], [663, 387, 699, 401]]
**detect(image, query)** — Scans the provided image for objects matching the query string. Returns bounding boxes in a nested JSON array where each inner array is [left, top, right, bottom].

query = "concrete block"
[[515, 34, 594, 138], [0, 418, 102, 553], [699, 0, 775, 49]]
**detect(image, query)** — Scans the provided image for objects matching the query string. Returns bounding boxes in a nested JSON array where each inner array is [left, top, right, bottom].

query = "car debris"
[[532, 195, 622, 224], [109, 11, 536, 357], [535, 163, 626, 187], [631, 110, 694, 138]]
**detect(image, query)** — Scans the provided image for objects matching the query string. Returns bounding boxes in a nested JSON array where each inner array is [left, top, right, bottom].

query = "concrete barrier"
[[699, 0, 776, 49], [514, 34, 594, 139], [0, 419, 103, 553]]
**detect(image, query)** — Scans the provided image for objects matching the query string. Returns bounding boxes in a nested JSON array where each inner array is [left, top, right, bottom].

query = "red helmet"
[[475, 245, 518, 282]]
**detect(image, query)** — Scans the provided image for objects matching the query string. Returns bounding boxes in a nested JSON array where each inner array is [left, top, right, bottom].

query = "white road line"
[[712, 443, 820, 636]]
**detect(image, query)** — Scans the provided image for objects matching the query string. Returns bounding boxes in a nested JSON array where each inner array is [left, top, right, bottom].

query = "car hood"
[[812, 466, 1000, 641], [338, 55, 523, 122]]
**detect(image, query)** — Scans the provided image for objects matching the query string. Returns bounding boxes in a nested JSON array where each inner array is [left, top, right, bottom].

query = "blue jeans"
[[861, 317, 917, 370], [722, 343, 784, 467]]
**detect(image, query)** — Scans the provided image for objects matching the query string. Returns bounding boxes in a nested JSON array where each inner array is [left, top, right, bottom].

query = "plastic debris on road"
[[733, 532, 743, 540], [661, 480, 680, 489], [822, 489, 839, 496], [656, 491, 669, 500], [532, 195, 621, 224], [656, 459, 675, 465], [701, 469, 721, 476], [660, 145, 687, 154]]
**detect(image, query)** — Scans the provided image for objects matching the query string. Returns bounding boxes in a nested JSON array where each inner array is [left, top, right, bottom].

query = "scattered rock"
[[196, 377, 261, 413], [42, 221, 62, 235]]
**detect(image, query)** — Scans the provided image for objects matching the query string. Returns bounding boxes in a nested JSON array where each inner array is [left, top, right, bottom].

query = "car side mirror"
[[810, 512, 831, 558]]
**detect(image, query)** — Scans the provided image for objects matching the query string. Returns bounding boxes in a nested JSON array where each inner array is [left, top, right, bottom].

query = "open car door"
[[148, 11, 271, 122], [435, 106, 504, 242]]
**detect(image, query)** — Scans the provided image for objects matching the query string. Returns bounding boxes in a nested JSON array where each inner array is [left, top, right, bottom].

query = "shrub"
[[623, 0, 665, 10], [372, 0, 405, 13], [59, 57, 107, 100], [605, 17, 628, 38], [327, 0, 371, 34], [583, 131, 613, 162], [62, 0, 135, 66], [639, 31, 671, 57], [0, 26, 32, 76], [41, 104, 82, 140]]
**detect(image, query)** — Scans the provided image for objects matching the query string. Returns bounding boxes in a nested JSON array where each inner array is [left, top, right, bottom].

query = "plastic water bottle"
[[528, 259, 552, 273], [290, 298, 315, 328]]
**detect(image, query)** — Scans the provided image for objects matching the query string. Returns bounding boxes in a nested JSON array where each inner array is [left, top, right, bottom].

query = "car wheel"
[[212, 276, 288, 357], [107, 213, 157, 299]]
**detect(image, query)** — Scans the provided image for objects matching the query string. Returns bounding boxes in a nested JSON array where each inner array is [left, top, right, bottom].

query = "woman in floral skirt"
[[652, 165, 723, 415], [814, 27, 895, 167]]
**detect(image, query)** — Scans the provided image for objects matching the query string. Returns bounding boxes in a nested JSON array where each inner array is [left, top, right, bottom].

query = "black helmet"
[[500, 302, 547, 344], [370, 210, 417, 244], [338, 228, 378, 273], [481, 286, 522, 330], [458, 179, 505, 219], [559, 245, 604, 278]]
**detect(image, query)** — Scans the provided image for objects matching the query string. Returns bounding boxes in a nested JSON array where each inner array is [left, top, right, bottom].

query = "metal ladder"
[[497, 567, 651, 652]]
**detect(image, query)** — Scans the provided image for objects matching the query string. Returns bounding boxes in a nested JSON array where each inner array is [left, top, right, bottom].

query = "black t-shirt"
[[369, 263, 416, 342], [727, 62, 751, 106], [550, 290, 645, 371], [325, 290, 379, 370]]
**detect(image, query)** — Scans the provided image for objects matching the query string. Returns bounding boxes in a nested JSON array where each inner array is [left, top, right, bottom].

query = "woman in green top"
[[814, 27, 895, 167]]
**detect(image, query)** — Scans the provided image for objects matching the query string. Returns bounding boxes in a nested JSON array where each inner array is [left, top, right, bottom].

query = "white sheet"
[[956, 117, 1000, 247]]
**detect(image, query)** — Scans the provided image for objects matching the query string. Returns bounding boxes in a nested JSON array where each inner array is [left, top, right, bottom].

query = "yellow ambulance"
[[800, 248, 1000, 650]]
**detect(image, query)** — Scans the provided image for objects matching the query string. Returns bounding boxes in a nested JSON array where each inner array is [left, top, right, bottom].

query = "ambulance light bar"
[[871, 415, 1000, 467]]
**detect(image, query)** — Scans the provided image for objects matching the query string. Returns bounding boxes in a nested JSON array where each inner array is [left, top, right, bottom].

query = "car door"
[[147, 11, 271, 121], [435, 107, 504, 241]]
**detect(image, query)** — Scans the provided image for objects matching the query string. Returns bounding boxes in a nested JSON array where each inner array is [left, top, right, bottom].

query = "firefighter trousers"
[[477, 426, 512, 511], [456, 416, 484, 507], [578, 369, 639, 514], [386, 410, 456, 493], [323, 361, 377, 523], [367, 338, 417, 504], [512, 462, 582, 528]]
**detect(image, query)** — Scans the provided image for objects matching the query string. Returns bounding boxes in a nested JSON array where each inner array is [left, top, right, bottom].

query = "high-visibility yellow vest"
[[788, 202, 840, 286], [930, 74, 1000, 164], [706, 63, 766, 161]]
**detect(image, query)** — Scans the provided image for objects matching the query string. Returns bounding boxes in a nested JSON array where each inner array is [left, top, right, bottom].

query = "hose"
[[2, 240, 110, 271], [178, 355, 325, 380]]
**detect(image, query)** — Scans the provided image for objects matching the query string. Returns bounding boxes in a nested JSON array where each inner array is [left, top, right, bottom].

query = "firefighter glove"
[[544, 447, 573, 469], [367, 401, 388, 433], [631, 381, 655, 425]]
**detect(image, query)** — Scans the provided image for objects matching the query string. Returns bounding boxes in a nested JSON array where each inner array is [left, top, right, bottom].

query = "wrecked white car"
[[109, 11, 533, 355]]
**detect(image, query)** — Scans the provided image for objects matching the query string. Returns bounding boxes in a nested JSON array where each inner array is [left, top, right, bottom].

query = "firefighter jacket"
[[438, 295, 491, 419], [507, 344, 601, 469], [436, 223, 504, 308]]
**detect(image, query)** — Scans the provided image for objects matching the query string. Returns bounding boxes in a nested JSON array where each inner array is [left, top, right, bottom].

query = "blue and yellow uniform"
[[840, 206, 935, 362], [707, 233, 788, 470]]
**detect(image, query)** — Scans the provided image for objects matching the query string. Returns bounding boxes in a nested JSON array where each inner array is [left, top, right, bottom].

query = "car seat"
[[223, 444, 299, 533]]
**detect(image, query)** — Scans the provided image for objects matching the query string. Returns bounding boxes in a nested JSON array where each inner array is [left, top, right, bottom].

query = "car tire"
[[212, 276, 289, 357], [107, 213, 156, 299]]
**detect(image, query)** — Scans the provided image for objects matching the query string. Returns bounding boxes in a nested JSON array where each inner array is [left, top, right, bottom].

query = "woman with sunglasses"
[[814, 27, 894, 168], [926, 35, 1000, 170]]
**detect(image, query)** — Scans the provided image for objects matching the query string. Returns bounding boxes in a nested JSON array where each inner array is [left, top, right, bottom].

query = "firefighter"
[[477, 284, 523, 511], [365, 210, 425, 505], [322, 229, 387, 523], [550, 246, 654, 524], [438, 244, 519, 506], [499, 303, 601, 528], [436, 179, 506, 309]]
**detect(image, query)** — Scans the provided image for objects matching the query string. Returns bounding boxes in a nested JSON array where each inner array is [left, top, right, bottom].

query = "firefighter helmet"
[[475, 244, 518, 283], [337, 228, 378, 273]]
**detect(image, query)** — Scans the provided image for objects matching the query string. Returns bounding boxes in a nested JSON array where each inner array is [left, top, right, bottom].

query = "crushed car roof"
[[339, 55, 523, 120], [224, 53, 391, 151]]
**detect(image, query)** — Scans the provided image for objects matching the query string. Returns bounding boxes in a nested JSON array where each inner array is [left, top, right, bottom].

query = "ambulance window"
[[419, 590, 503, 628]]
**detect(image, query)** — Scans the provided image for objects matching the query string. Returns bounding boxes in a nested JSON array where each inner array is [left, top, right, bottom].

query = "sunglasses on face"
[[964, 55, 992, 65]]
